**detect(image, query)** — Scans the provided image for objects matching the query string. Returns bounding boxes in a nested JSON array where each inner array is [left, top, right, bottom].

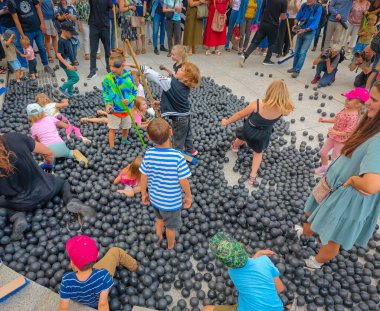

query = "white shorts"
[[107, 114, 132, 130], [44, 19, 58, 36]]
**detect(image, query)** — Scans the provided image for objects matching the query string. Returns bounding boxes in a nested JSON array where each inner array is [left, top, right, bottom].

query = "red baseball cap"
[[66, 235, 98, 270], [341, 88, 370, 102]]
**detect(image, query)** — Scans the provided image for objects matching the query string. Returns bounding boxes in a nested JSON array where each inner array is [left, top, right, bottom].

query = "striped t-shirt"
[[59, 269, 113, 308], [140, 147, 191, 211]]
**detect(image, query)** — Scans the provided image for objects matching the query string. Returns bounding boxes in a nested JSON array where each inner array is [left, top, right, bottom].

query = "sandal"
[[141, 48, 146, 54], [248, 176, 257, 185], [135, 49, 141, 55], [215, 50, 222, 56], [48, 56, 54, 63], [205, 50, 211, 56]]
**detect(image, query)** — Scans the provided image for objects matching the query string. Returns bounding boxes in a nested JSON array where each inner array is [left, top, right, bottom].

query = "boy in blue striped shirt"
[[140, 118, 192, 250]]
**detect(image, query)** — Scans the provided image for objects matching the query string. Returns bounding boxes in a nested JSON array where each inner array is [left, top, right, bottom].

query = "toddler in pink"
[[113, 156, 143, 197], [20, 37, 38, 80], [315, 88, 369, 175]]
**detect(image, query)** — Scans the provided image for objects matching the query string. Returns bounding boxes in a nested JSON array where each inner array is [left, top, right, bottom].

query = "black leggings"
[[245, 21, 279, 62]]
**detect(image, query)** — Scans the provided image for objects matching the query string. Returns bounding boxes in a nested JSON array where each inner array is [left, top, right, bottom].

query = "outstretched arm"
[[140, 66, 172, 91], [221, 102, 257, 126]]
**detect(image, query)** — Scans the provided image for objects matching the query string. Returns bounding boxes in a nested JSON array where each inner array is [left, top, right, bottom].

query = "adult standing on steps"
[[295, 81, 380, 270], [87, 0, 113, 80], [287, 0, 322, 78], [240, 0, 287, 66], [8, 0, 54, 74]]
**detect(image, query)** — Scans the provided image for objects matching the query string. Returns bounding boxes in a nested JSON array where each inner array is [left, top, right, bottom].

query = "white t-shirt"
[[43, 103, 58, 117], [232, 0, 241, 10], [137, 84, 145, 98]]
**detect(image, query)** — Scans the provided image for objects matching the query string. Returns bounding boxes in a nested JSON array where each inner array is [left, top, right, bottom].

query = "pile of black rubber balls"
[[0, 77, 379, 311]]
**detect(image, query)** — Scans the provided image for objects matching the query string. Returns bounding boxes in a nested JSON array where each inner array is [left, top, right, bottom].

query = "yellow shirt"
[[245, 0, 257, 19]]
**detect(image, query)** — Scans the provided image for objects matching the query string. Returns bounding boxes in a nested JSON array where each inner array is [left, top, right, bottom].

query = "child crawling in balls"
[[114, 156, 143, 197], [203, 232, 285, 311], [140, 118, 192, 250], [221, 80, 295, 185], [58, 235, 138, 310]]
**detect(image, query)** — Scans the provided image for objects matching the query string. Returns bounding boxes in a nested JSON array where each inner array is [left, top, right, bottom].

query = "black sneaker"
[[167, 52, 171, 57], [87, 71, 97, 80], [160, 46, 168, 52], [263, 60, 275, 65], [154, 48, 159, 55]]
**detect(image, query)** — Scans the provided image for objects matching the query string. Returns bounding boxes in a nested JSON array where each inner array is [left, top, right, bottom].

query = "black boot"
[[160, 46, 168, 52]]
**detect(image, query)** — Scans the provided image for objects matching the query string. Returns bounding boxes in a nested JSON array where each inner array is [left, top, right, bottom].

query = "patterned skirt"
[[121, 17, 137, 41]]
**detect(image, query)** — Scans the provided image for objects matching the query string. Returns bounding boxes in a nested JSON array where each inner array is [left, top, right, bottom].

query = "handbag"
[[211, 0, 226, 32], [131, 15, 142, 27], [165, 0, 178, 21], [197, 3, 209, 19]]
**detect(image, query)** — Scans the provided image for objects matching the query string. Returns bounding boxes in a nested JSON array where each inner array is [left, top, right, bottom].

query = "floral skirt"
[[121, 18, 137, 42]]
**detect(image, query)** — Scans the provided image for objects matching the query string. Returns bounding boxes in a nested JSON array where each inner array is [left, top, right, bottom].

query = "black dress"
[[236, 99, 282, 153]]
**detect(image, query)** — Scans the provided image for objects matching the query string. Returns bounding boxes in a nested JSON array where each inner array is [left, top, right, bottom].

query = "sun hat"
[[26, 103, 43, 116], [341, 88, 370, 102], [210, 232, 248, 269], [66, 235, 98, 270]]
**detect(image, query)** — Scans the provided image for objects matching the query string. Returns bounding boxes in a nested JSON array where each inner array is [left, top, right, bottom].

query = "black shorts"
[[153, 208, 182, 230]]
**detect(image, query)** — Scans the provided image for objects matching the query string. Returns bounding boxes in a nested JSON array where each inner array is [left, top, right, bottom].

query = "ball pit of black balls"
[[300, 116, 305, 121], [328, 95, 333, 100], [305, 84, 309, 89], [317, 108, 322, 113], [330, 113, 335, 117], [321, 112, 327, 117]]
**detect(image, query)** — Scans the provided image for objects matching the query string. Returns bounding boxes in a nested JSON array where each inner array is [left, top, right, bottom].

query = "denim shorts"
[[8, 60, 21, 71]]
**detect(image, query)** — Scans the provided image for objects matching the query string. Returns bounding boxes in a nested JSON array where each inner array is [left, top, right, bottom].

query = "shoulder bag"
[[211, 0, 226, 32], [197, 3, 209, 19], [130, 0, 142, 27], [165, 0, 178, 20]]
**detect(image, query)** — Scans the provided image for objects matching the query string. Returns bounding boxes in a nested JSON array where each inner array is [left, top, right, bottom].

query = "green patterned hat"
[[210, 232, 248, 269]]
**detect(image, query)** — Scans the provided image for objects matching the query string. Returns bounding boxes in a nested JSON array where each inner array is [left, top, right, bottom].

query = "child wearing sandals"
[[26, 103, 88, 167], [221, 80, 295, 185], [113, 156, 143, 197], [159, 44, 187, 76], [18, 37, 38, 80], [36, 92, 91, 144], [314, 87, 368, 175]]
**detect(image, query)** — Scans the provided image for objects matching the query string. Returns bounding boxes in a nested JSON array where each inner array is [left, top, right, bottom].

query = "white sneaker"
[[239, 55, 246, 67], [304, 256, 323, 269], [81, 136, 91, 144], [294, 225, 303, 239]]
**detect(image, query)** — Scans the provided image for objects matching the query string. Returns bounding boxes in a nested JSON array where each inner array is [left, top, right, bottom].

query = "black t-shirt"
[[261, 0, 287, 27], [0, 133, 56, 211], [88, 0, 113, 29], [7, 0, 41, 33], [173, 62, 182, 74], [0, 1, 16, 28], [58, 36, 74, 69]]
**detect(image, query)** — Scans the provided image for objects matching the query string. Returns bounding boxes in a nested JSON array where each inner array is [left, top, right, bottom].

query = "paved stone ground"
[[0, 38, 374, 311]]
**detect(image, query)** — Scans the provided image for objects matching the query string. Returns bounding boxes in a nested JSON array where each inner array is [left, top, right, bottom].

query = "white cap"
[[26, 103, 43, 116]]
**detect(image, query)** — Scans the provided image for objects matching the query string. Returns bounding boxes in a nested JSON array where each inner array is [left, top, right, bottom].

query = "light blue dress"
[[305, 132, 380, 250]]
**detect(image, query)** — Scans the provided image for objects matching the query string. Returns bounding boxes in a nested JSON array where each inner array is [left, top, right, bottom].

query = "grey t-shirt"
[[2, 41, 17, 61]]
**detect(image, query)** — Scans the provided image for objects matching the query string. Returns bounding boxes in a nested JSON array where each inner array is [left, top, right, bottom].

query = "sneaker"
[[81, 136, 91, 144], [121, 137, 129, 144], [304, 256, 323, 269], [66, 198, 96, 217], [287, 68, 294, 73], [311, 46, 316, 52], [191, 149, 198, 156], [87, 71, 97, 80], [294, 225, 303, 240], [154, 48, 159, 55], [311, 77, 320, 84], [239, 55, 246, 67], [160, 46, 168, 52], [263, 60, 275, 65], [73, 149, 88, 167], [44, 65, 53, 74], [58, 88, 72, 98], [314, 165, 327, 175], [291, 72, 299, 78]]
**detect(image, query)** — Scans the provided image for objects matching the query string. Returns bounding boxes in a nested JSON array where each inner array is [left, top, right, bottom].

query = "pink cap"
[[341, 88, 370, 102], [66, 235, 98, 270]]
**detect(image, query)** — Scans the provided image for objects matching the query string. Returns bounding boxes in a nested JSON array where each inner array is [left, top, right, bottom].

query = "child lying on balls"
[[58, 235, 138, 310], [114, 155, 143, 197], [140, 118, 192, 250]]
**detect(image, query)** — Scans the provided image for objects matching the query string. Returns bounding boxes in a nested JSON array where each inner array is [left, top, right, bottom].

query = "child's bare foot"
[[31, 74, 36, 80]]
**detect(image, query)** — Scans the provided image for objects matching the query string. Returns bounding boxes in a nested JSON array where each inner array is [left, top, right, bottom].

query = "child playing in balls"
[[114, 156, 143, 197], [221, 80, 295, 185], [58, 235, 138, 310], [160, 44, 188, 76], [140, 118, 192, 250], [127, 61, 200, 155], [130, 70, 145, 98], [18, 37, 38, 80], [26, 103, 88, 167], [314, 88, 368, 175], [36, 92, 91, 143], [131, 96, 152, 128], [102, 53, 137, 148], [203, 232, 284, 311]]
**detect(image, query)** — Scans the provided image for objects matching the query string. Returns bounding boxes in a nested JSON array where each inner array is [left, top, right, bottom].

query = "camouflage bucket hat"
[[210, 232, 248, 269]]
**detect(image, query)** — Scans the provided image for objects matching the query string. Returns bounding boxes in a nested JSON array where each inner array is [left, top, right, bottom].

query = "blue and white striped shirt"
[[140, 147, 191, 211], [59, 269, 113, 308]]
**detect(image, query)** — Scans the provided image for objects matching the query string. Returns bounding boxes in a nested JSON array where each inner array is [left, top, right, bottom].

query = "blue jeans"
[[25, 30, 48, 66], [315, 61, 337, 87], [225, 9, 239, 49], [292, 30, 315, 73], [153, 13, 166, 49], [110, 18, 116, 50], [0, 26, 27, 68]]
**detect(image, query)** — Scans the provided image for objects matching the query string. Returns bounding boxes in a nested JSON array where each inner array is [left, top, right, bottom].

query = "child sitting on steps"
[[114, 156, 143, 197]]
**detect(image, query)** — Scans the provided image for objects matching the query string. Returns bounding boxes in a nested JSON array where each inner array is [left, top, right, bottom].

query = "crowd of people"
[[0, 0, 380, 311]]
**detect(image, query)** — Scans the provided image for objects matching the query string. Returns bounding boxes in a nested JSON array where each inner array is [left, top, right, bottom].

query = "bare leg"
[[166, 228, 176, 250], [51, 35, 58, 57], [141, 35, 146, 51], [321, 155, 329, 166], [80, 117, 108, 124], [109, 129, 116, 147], [202, 306, 215, 311], [156, 218, 164, 242], [122, 129, 128, 140], [250, 151, 263, 178], [15, 70, 21, 82], [44, 34, 51, 58], [232, 138, 245, 148], [303, 212, 314, 237], [315, 241, 340, 263]]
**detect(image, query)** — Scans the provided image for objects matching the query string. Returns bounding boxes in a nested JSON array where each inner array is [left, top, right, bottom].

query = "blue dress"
[[304, 133, 380, 250]]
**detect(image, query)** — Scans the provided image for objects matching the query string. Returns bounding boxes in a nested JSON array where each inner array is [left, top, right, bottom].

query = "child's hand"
[[159, 64, 166, 70], [67, 65, 75, 71], [253, 249, 275, 258], [221, 119, 229, 127], [318, 117, 325, 123], [328, 128, 340, 136], [142, 193, 150, 205], [152, 100, 160, 107], [106, 105, 113, 114], [122, 99, 129, 105], [183, 195, 192, 209]]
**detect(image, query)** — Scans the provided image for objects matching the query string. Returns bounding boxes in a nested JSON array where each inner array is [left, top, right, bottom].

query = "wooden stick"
[[125, 39, 161, 118], [286, 18, 293, 51], [113, 5, 119, 49]]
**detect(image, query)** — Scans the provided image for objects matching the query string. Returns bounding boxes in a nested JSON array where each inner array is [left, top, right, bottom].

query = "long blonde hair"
[[122, 156, 143, 179], [172, 45, 188, 63], [264, 80, 295, 115], [35, 92, 52, 107]]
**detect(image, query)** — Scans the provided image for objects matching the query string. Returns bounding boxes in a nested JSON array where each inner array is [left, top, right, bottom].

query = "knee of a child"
[[109, 247, 120, 254], [202, 306, 214, 311]]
